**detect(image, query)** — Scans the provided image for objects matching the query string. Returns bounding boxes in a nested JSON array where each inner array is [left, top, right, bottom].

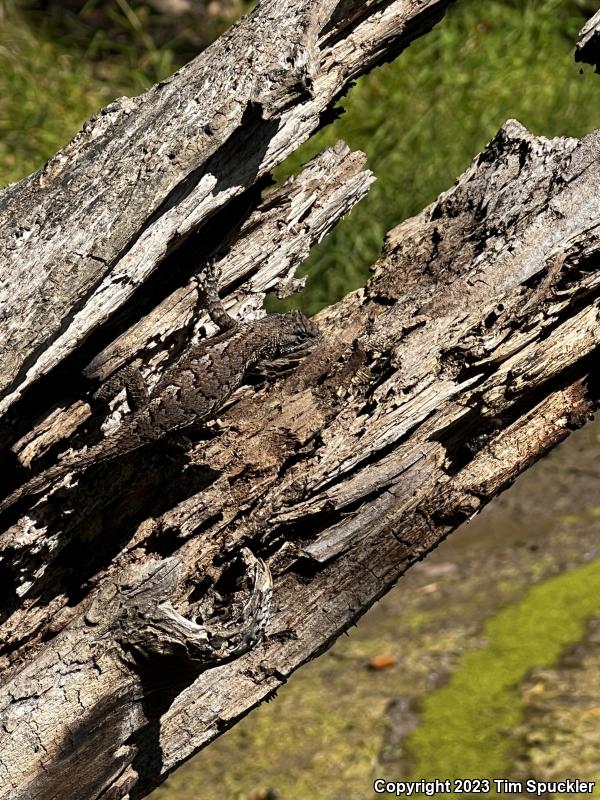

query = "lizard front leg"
[[195, 260, 238, 333]]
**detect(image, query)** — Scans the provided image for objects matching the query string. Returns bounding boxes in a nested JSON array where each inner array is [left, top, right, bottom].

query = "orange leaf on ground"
[[368, 655, 398, 670]]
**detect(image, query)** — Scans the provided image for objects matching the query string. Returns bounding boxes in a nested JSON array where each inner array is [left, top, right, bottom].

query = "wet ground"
[[152, 418, 600, 800]]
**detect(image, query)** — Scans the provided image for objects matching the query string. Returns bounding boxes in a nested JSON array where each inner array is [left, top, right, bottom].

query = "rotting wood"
[[2, 116, 600, 800], [0, 0, 455, 416], [1, 5, 600, 800]]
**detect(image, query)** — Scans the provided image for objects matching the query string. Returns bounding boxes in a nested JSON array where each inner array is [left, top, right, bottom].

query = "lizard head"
[[276, 310, 321, 355]]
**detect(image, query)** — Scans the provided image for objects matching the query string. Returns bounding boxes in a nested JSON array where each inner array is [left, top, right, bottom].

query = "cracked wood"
[[1, 5, 600, 800]]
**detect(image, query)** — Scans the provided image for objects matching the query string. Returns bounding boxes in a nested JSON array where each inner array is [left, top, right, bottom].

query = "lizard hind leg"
[[93, 362, 149, 413], [195, 259, 238, 333]]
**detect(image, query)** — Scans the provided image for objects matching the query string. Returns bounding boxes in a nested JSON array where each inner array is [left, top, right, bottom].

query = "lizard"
[[0, 264, 320, 515]]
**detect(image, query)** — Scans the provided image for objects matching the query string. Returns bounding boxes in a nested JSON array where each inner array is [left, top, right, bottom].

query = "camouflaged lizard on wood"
[[0, 264, 320, 515]]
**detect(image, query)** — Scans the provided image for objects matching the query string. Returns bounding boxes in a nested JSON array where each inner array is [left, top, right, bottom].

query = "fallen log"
[[0, 0, 455, 416], [1, 3, 600, 800]]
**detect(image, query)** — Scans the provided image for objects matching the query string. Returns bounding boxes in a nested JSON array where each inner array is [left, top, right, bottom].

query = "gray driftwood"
[[1, 3, 600, 800]]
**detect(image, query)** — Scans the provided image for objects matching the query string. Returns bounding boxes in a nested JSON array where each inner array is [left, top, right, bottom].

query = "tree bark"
[[1, 3, 600, 800], [0, 0, 454, 416]]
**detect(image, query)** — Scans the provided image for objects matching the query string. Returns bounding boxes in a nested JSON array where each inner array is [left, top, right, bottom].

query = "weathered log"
[[0, 0, 454, 416], [2, 4, 600, 800], [576, 7, 600, 71]]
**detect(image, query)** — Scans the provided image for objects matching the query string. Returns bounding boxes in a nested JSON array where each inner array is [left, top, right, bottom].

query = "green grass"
[[272, 0, 600, 314], [0, 16, 174, 186], [1, 1, 599, 312], [405, 557, 600, 792], [0, 23, 103, 184]]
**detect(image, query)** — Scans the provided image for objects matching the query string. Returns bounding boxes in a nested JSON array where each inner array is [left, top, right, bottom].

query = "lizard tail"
[[0, 428, 149, 516], [0, 463, 72, 515]]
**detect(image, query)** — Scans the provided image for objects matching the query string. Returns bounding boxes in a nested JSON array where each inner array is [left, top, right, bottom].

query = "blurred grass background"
[[1, 0, 599, 314]]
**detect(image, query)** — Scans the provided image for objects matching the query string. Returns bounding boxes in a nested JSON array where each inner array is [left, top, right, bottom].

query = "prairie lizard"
[[0, 265, 320, 514]]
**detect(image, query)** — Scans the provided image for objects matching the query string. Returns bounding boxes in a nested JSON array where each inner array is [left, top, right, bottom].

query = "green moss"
[[560, 506, 600, 526], [559, 514, 583, 526], [406, 558, 600, 790]]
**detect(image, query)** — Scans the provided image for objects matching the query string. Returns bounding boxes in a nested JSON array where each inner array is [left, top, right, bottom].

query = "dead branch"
[[1, 4, 600, 800]]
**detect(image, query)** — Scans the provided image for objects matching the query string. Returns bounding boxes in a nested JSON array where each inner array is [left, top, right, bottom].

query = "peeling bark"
[[1, 3, 600, 800], [0, 0, 454, 416]]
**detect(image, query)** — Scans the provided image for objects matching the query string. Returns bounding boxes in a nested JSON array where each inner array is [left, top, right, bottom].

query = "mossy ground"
[[407, 558, 600, 792], [152, 420, 600, 799]]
